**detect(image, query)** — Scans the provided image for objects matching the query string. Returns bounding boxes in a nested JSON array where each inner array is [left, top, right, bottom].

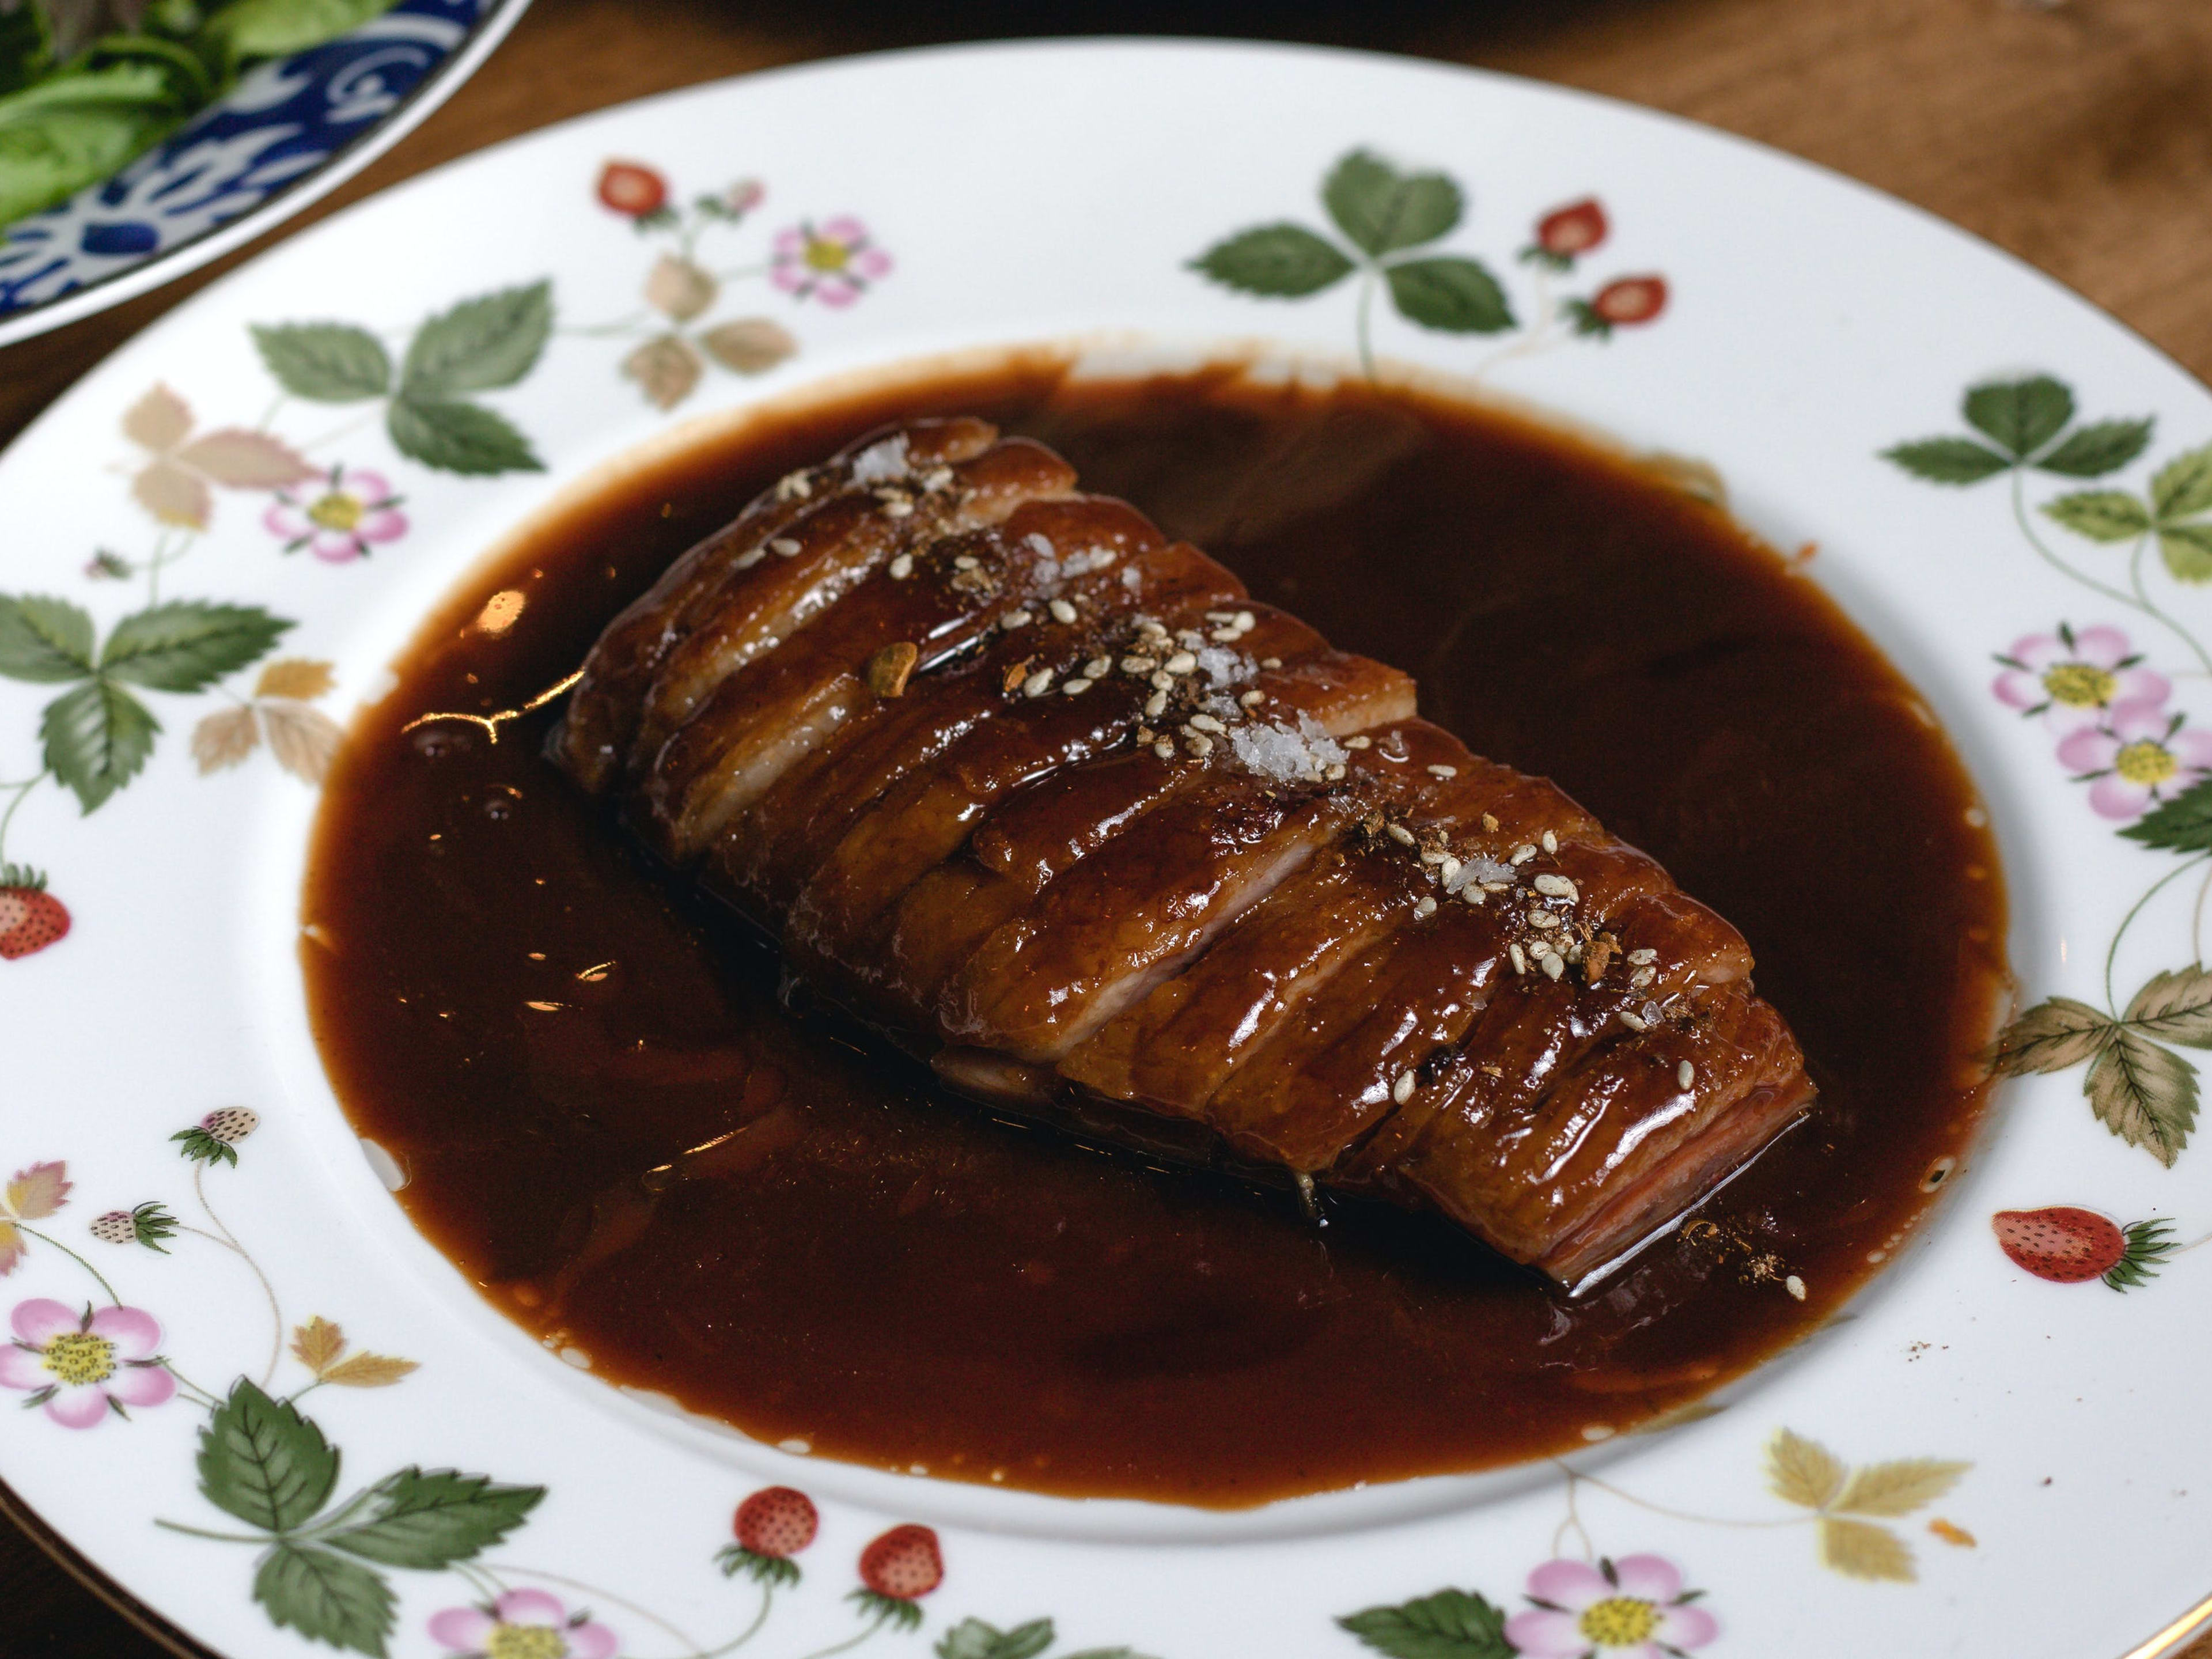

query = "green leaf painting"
[[1383, 257, 1513, 334], [0, 592, 289, 812], [251, 324, 392, 402], [251, 281, 553, 477], [101, 601, 290, 692], [1188, 224, 1355, 297], [0, 594, 95, 681], [255, 1541, 396, 1658], [1188, 146, 1550, 376], [1338, 1588, 1514, 1659], [2123, 776, 2212, 853], [40, 676, 157, 812], [385, 396, 541, 476], [320, 1468, 542, 1569], [168, 1378, 548, 1658], [1881, 375, 2156, 485], [399, 281, 553, 399], [198, 1378, 340, 1535], [1321, 149, 1463, 257]]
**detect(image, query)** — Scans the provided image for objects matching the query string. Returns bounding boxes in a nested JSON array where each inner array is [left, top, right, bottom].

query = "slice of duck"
[[555, 416, 1001, 789], [717, 497, 1176, 909]]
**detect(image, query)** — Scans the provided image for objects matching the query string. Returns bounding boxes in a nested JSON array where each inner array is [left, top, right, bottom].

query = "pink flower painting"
[[0, 1298, 175, 1427], [2058, 701, 2212, 820], [1503, 1555, 1717, 1659], [430, 1588, 618, 1659], [769, 217, 892, 308], [264, 466, 407, 563], [1994, 626, 2168, 734]]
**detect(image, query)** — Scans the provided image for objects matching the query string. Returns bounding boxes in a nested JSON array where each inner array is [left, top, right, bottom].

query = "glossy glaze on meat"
[[552, 418, 1814, 1286]]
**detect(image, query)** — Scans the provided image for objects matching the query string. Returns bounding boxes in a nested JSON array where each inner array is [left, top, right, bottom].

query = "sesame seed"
[[1186, 733, 1214, 757], [1164, 651, 1198, 675], [1144, 690, 1168, 718], [1528, 909, 1559, 929], [1630, 965, 1656, 988], [1153, 739, 1175, 760], [1122, 655, 1157, 673], [1343, 735, 1372, 749], [1510, 844, 1536, 865], [1627, 948, 1657, 965], [1387, 823, 1418, 846], [734, 546, 767, 570], [1188, 713, 1226, 734], [1234, 610, 1255, 631], [1415, 896, 1438, 918], [887, 552, 914, 579], [1509, 944, 1528, 975], [1678, 1060, 1695, 1089], [1210, 627, 1241, 642], [1324, 763, 1347, 781], [1481, 813, 1499, 832], [1541, 830, 1559, 854], [1438, 857, 1462, 884], [1420, 847, 1448, 865], [1085, 656, 1112, 679], [882, 498, 914, 518], [1426, 764, 1458, 778], [1261, 656, 1282, 669], [1619, 1010, 1648, 1032], [1460, 885, 1486, 905], [1049, 599, 1078, 624], [1063, 677, 1093, 695], [863, 641, 919, 698], [1150, 671, 1176, 691], [1480, 881, 1512, 893], [1533, 874, 1578, 902], [1000, 607, 1031, 628], [953, 554, 979, 571], [1541, 953, 1565, 981], [1022, 669, 1055, 698], [1785, 1274, 1806, 1301], [1239, 690, 1267, 708], [1392, 1070, 1416, 1104], [777, 470, 812, 499], [1207, 611, 1237, 624]]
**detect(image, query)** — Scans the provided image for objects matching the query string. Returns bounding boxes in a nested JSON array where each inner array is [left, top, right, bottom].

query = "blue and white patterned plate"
[[0, 0, 530, 346]]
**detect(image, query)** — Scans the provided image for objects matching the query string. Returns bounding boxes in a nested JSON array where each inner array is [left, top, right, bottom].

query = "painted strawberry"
[[717, 1485, 817, 1586], [1568, 275, 1669, 338], [1993, 1207, 2176, 1290], [0, 866, 69, 960], [1533, 198, 1608, 262], [849, 1524, 942, 1630], [172, 1107, 260, 1166], [597, 161, 669, 219]]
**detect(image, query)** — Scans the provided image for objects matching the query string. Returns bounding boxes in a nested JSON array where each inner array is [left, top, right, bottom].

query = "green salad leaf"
[[0, 0, 397, 232]]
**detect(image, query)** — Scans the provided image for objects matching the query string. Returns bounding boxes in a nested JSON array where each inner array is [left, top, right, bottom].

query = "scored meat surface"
[[552, 416, 1813, 1289]]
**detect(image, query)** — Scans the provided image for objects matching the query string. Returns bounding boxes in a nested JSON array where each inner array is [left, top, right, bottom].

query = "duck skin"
[[551, 417, 1813, 1289]]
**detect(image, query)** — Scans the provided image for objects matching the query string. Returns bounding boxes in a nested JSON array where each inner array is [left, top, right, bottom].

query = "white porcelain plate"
[[3, 40, 2211, 1659]]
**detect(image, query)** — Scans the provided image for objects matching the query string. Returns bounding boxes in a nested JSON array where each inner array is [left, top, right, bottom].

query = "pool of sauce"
[[303, 358, 2008, 1506]]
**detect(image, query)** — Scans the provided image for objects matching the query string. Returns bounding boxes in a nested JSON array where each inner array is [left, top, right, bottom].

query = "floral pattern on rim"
[[0, 1298, 175, 1427], [2059, 702, 2212, 821], [770, 215, 893, 308], [1889, 377, 2212, 1174], [264, 465, 409, 563], [1188, 150, 1668, 378], [579, 161, 885, 410], [1505, 1555, 1717, 1659], [1993, 623, 2168, 735], [429, 1588, 619, 1659]]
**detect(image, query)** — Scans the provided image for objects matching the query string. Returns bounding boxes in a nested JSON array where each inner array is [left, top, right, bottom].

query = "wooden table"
[[6, 1, 2210, 1653]]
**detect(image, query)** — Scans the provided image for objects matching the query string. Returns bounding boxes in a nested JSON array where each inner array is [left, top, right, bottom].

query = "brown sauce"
[[302, 357, 2008, 1507]]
